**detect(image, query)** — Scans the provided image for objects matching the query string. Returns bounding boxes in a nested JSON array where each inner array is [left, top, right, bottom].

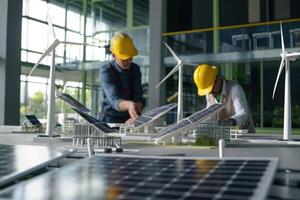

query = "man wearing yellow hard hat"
[[99, 32, 144, 123], [194, 64, 255, 133]]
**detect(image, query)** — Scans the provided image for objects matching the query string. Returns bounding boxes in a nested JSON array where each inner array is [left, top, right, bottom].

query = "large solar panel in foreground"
[[153, 103, 224, 140], [58, 93, 91, 112], [132, 103, 177, 128], [0, 144, 75, 188], [0, 155, 278, 200], [72, 108, 115, 133]]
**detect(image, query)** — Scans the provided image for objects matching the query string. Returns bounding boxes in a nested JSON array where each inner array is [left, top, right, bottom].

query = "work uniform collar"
[[112, 60, 131, 73], [214, 79, 227, 104], [220, 79, 227, 97], [112, 61, 123, 73]]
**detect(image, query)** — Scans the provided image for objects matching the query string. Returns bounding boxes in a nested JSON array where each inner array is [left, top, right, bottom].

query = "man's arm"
[[100, 66, 122, 111], [230, 84, 249, 126]]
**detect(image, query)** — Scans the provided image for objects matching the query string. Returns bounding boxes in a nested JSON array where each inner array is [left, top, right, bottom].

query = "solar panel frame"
[[0, 154, 278, 200], [58, 93, 91, 112], [0, 144, 75, 188], [152, 103, 224, 140], [132, 103, 177, 129]]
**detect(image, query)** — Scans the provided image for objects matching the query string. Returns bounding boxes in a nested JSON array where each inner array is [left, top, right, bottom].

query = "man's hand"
[[135, 102, 143, 114], [119, 100, 144, 119], [125, 117, 136, 125], [218, 118, 237, 126], [128, 102, 140, 119]]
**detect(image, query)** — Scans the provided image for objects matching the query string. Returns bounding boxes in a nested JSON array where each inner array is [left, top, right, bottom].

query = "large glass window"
[[20, 0, 150, 124], [162, 20, 300, 129]]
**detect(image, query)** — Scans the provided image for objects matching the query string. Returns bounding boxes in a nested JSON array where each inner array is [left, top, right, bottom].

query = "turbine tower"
[[156, 42, 183, 122], [272, 22, 300, 140]]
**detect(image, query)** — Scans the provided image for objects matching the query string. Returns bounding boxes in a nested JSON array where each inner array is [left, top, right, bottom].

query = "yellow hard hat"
[[110, 32, 138, 60], [193, 64, 218, 96]]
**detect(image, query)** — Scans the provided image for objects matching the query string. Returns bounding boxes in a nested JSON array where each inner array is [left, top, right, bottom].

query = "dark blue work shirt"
[[99, 61, 144, 123]]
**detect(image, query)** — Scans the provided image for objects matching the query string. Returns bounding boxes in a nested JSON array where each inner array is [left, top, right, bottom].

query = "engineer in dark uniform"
[[99, 32, 144, 123]]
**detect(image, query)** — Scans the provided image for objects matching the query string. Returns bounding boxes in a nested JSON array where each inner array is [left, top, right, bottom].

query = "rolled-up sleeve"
[[100, 66, 121, 111], [230, 84, 248, 126], [132, 65, 145, 105]]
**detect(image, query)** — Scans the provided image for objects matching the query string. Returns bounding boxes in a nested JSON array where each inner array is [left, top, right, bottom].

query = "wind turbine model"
[[272, 22, 300, 140], [28, 11, 96, 137], [156, 42, 183, 122]]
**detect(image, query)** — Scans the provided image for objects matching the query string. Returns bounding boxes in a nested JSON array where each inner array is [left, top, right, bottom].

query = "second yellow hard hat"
[[193, 64, 218, 96], [110, 32, 138, 60]]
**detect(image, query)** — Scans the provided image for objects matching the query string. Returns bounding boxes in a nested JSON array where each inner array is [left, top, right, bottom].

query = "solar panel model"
[[72, 107, 115, 133], [58, 92, 91, 112], [25, 115, 42, 126], [0, 154, 278, 200], [132, 103, 177, 128], [153, 103, 224, 140]]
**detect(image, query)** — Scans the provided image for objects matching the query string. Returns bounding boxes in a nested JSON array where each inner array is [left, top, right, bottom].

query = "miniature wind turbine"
[[272, 22, 300, 140], [156, 42, 183, 122], [28, 10, 95, 137]]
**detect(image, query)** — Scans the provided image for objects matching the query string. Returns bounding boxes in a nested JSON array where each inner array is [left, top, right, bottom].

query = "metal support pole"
[[127, 0, 133, 29], [81, 0, 87, 105], [260, 61, 264, 128], [213, 0, 220, 53], [63, 0, 68, 65]]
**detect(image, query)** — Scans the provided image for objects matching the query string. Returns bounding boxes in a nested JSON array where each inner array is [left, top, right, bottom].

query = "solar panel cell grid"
[[132, 103, 177, 128], [0, 155, 277, 200], [155, 119, 191, 138], [188, 104, 223, 122], [153, 104, 224, 139]]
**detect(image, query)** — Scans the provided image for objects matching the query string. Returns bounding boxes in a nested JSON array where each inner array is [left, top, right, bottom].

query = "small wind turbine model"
[[156, 42, 183, 122], [28, 9, 97, 137], [272, 22, 300, 140]]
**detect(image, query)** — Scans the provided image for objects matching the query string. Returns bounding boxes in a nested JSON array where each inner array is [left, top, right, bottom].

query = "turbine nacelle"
[[272, 23, 300, 100]]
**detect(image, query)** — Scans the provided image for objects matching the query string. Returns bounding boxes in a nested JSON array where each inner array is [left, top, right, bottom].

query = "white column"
[[149, 0, 165, 109]]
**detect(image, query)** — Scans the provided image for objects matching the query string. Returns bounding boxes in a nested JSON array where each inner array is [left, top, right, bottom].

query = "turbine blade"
[[286, 52, 300, 58], [272, 58, 285, 99], [163, 42, 181, 63], [183, 62, 197, 66], [155, 63, 181, 88], [46, 10, 57, 39], [62, 41, 99, 48], [28, 39, 60, 76], [280, 22, 285, 52]]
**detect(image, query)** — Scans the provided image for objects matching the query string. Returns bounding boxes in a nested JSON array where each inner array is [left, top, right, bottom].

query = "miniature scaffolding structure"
[[196, 123, 231, 142], [73, 123, 121, 148]]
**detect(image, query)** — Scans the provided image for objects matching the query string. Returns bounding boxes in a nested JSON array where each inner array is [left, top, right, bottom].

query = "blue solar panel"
[[0, 155, 278, 200]]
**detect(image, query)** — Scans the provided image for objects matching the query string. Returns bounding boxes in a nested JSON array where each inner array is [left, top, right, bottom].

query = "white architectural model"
[[272, 22, 300, 140]]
